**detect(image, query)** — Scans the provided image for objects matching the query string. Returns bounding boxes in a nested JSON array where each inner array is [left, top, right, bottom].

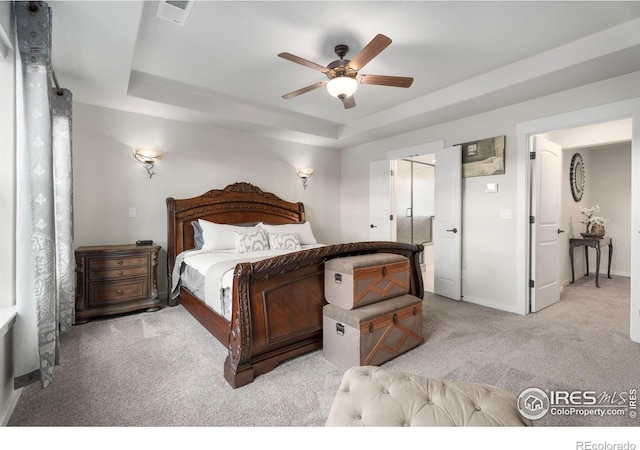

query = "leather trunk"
[[324, 253, 410, 310], [323, 294, 423, 370]]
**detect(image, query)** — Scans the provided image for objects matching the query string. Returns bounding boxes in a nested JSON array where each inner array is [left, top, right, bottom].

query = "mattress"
[[171, 246, 324, 320]]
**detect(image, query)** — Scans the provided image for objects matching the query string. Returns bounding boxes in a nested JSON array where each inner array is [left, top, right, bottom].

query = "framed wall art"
[[460, 135, 505, 178]]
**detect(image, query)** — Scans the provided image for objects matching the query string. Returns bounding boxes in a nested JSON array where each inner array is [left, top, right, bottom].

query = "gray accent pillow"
[[268, 232, 301, 251], [191, 221, 204, 250], [234, 229, 270, 253]]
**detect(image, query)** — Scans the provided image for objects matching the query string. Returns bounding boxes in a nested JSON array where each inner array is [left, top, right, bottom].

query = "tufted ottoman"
[[325, 366, 533, 426]]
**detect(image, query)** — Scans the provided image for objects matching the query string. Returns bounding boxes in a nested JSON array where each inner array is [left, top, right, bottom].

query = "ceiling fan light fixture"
[[326, 76, 358, 99]]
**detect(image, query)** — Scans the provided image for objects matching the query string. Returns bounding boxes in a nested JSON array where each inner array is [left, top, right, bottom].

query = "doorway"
[[531, 124, 632, 306], [517, 99, 639, 342], [394, 157, 435, 292]]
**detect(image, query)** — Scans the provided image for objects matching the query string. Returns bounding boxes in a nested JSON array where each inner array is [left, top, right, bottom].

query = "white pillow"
[[258, 222, 317, 245], [198, 219, 258, 251], [234, 230, 270, 253], [268, 232, 301, 251]]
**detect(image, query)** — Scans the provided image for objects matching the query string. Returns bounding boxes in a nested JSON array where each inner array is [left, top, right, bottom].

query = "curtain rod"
[[50, 67, 63, 96]]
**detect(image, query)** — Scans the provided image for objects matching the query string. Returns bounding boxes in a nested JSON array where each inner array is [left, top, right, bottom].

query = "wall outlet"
[[128, 207, 137, 218]]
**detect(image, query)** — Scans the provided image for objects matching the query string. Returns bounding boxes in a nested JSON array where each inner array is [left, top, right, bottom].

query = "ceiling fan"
[[278, 34, 413, 109]]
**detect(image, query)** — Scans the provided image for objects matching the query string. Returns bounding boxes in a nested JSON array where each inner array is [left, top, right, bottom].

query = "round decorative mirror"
[[570, 153, 585, 202]]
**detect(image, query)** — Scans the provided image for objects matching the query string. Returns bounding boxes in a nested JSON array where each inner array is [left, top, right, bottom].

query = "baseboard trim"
[[0, 387, 22, 426], [461, 295, 523, 315]]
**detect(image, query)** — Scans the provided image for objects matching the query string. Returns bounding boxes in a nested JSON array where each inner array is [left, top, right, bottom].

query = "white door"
[[531, 136, 562, 312], [434, 145, 462, 300], [369, 160, 393, 241]]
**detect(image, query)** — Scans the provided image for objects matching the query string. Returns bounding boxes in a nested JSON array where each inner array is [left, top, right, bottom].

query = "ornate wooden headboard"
[[166, 182, 306, 283]]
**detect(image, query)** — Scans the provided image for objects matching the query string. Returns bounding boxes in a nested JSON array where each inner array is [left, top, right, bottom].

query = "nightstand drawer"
[[89, 255, 148, 270], [88, 279, 148, 306], [89, 266, 149, 281]]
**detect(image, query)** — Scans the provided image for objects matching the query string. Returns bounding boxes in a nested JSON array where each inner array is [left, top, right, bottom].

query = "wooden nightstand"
[[74, 244, 162, 324]]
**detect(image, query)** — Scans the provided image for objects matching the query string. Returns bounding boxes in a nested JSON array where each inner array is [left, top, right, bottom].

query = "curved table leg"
[[608, 240, 613, 279], [570, 243, 575, 284], [585, 247, 589, 276], [595, 246, 601, 288]]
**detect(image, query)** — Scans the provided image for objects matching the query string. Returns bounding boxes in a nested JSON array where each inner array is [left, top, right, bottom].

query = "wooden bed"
[[167, 182, 424, 388]]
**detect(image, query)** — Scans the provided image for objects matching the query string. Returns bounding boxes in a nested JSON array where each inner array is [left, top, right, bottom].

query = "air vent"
[[155, 1, 194, 26]]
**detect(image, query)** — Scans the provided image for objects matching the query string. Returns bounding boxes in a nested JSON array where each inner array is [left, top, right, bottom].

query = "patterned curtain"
[[14, 1, 74, 388]]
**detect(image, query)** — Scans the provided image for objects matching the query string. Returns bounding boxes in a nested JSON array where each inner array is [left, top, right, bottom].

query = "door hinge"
[[530, 216, 535, 224], [529, 280, 535, 288], [389, 214, 394, 221], [390, 169, 394, 176], [530, 152, 536, 160]]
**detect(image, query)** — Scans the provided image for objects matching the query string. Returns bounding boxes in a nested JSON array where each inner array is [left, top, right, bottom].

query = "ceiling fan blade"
[[282, 81, 328, 99], [342, 95, 356, 109], [348, 34, 392, 72], [359, 74, 414, 88], [278, 52, 329, 73]]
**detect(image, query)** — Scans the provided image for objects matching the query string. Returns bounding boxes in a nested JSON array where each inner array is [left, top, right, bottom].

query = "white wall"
[[0, 0, 20, 426], [590, 143, 632, 277], [340, 71, 640, 314], [73, 103, 342, 298]]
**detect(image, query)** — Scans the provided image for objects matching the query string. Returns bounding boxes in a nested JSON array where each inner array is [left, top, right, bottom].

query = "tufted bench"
[[325, 366, 533, 426]]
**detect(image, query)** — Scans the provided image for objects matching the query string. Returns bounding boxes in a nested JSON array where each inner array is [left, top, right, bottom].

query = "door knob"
[[370, 224, 378, 228], [558, 229, 565, 234], [446, 228, 458, 233]]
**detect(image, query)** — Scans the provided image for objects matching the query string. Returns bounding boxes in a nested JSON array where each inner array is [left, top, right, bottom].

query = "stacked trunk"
[[322, 253, 424, 369]]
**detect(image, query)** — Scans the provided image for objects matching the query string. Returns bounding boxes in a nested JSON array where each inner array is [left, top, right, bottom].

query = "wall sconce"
[[296, 167, 314, 190], [133, 147, 162, 179]]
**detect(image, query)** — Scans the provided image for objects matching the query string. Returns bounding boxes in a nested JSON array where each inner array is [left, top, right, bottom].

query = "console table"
[[569, 237, 612, 288]]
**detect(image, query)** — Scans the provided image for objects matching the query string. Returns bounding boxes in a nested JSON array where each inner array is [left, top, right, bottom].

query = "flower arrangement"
[[579, 205, 608, 235]]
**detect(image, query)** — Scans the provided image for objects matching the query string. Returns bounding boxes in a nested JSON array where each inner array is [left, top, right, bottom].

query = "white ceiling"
[[48, 1, 640, 149]]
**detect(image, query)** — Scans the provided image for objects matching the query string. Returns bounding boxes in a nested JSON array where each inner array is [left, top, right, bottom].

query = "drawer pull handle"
[[117, 260, 123, 265], [117, 270, 123, 276], [116, 289, 124, 295]]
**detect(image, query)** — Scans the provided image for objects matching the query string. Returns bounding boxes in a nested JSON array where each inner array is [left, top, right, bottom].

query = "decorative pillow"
[[268, 232, 301, 251], [258, 222, 317, 245], [198, 219, 259, 251], [191, 221, 204, 250], [234, 229, 270, 253]]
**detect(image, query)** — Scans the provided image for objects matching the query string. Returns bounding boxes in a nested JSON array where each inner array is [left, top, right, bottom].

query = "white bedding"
[[171, 245, 324, 320]]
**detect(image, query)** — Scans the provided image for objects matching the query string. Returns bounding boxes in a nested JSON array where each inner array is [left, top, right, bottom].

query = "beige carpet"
[[8, 275, 640, 428]]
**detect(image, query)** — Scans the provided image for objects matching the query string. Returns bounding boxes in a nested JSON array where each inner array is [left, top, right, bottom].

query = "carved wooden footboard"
[[167, 183, 424, 388]]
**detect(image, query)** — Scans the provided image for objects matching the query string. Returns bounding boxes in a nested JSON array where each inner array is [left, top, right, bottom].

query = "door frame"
[[515, 98, 640, 343]]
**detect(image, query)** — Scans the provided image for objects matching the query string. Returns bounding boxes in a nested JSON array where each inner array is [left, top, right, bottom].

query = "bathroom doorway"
[[394, 155, 435, 292]]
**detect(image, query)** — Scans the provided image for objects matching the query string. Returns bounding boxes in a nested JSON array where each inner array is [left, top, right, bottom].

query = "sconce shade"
[[133, 147, 162, 163], [326, 77, 358, 99], [296, 167, 314, 178]]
